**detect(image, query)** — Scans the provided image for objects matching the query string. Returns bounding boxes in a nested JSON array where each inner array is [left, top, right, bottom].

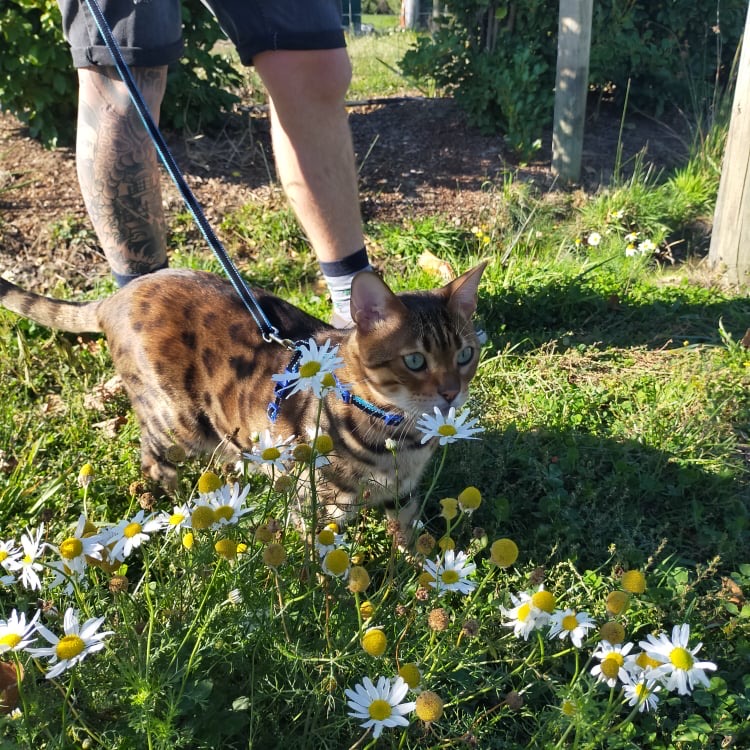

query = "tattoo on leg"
[[77, 67, 168, 276]]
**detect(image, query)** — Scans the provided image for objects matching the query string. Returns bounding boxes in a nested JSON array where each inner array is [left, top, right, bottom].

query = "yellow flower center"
[[531, 590, 556, 613], [368, 699, 392, 721], [636, 652, 662, 670], [348, 566, 370, 593], [437, 424, 457, 437], [214, 538, 237, 560], [398, 663, 421, 689], [635, 683, 650, 701], [293, 444, 312, 462], [321, 372, 336, 388], [191, 506, 216, 530], [59, 538, 84, 560], [0, 633, 22, 649], [214, 506, 234, 522], [0, 551, 7, 563], [600, 621, 626, 644], [490, 538, 519, 567], [313, 435, 333, 454], [606, 591, 630, 616], [197, 471, 222, 494], [517, 603, 531, 622], [261, 447, 281, 461], [299, 361, 321, 378], [441, 569, 460, 585], [182, 532, 195, 550], [123, 522, 142, 539], [317, 529, 335, 546], [324, 549, 350, 575], [562, 614, 579, 632], [415, 691, 444, 722], [56, 634, 85, 661], [22, 555, 33, 565], [361, 628, 387, 657], [621, 570, 646, 594], [439, 498, 458, 520], [359, 600, 374, 619], [168, 513, 185, 527], [438, 536, 455, 551], [458, 486, 481, 509], [601, 654, 623, 679], [669, 646, 694, 670]]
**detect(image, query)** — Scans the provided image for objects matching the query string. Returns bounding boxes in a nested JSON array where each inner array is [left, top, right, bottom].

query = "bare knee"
[[78, 66, 167, 123]]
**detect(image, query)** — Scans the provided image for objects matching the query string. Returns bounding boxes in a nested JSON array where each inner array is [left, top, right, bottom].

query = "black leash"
[[83, 0, 290, 350]]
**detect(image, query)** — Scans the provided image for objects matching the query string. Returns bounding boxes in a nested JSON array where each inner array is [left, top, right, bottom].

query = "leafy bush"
[[0, 0, 242, 146], [401, 0, 746, 154]]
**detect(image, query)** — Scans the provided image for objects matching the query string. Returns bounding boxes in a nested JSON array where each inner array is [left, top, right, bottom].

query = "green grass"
[[1, 59, 749, 750]]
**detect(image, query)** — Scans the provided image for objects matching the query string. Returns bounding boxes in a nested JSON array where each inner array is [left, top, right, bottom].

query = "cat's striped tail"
[[0, 277, 102, 333]]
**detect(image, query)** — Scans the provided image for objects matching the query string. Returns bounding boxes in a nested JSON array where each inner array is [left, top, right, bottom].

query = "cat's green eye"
[[457, 346, 474, 365], [403, 352, 427, 371]]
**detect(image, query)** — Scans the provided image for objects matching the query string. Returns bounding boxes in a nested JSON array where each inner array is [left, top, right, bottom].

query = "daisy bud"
[[606, 591, 630, 616], [198, 471, 222, 494], [439, 498, 458, 520], [418, 571, 435, 588], [385, 438, 398, 452], [108, 574, 129, 594], [621, 570, 646, 594], [415, 691, 444, 722], [165, 444, 186, 464], [361, 627, 387, 657], [599, 621, 626, 645], [263, 543, 287, 569], [273, 475, 295, 494], [214, 538, 238, 561], [504, 691, 524, 711], [313, 434, 333, 455], [457, 486, 481, 512], [348, 566, 371, 593], [236, 543, 248, 555], [359, 600, 375, 620], [531, 589, 556, 614], [293, 443, 313, 463], [490, 538, 519, 567], [438, 536, 455, 552], [182, 532, 195, 550], [254, 523, 274, 544], [398, 662, 421, 689], [77, 463, 95, 488]]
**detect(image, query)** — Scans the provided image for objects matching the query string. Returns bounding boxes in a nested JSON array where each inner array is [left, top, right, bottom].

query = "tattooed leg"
[[76, 66, 168, 282]]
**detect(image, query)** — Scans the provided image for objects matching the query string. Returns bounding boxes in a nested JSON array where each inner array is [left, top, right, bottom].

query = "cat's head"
[[349, 263, 487, 416]]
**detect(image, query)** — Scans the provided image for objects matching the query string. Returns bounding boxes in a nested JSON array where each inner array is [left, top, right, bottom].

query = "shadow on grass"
[[479, 275, 750, 351], [434, 425, 748, 573]]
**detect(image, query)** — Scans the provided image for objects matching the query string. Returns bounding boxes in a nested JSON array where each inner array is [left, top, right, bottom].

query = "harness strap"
[[83, 0, 290, 349]]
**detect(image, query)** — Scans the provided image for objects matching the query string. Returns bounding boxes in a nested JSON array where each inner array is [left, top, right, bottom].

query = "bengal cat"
[[0, 264, 486, 527]]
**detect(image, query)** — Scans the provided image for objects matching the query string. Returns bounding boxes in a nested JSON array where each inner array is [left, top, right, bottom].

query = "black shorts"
[[58, 0, 346, 68]]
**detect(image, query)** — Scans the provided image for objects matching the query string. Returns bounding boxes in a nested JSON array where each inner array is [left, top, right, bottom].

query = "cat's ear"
[[444, 262, 487, 318], [350, 271, 407, 333]]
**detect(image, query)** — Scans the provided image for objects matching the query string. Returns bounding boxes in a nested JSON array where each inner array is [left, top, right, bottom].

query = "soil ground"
[[0, 96, 692, 291]]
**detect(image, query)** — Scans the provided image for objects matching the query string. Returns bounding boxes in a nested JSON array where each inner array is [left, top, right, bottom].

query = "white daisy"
[[16, 525, 46, 591], [345, 676, 416, 739], [27, 607, 113, 680], [107, 511, 163, 562], [622, 674, 662, 713], [53, 514, 104, 578], [155, 502, 193, 534], [638, 623, 717, 696], [500, 592, 548, 640], [423, 549, 476, 597], [587, 231, 602, 247], [242, 430, 295, 473], [547, 609, 597, 649], [416, 406, 484, 446], [0, 608, 39, 654], [209, 482, 253, 527], [0, 538, 21, 574], [315, 526, 345, 558], [271, 338, 343, 399], [590, 641, 634, 688]]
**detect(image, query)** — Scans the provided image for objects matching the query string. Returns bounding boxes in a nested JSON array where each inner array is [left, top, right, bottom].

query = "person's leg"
[[76, 66, 169, 286], [254, 48, 371, 326]]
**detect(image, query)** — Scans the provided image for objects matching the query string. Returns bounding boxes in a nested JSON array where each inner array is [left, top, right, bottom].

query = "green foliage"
[[0, 0, 242, 146], [401, 0, 746, 154]]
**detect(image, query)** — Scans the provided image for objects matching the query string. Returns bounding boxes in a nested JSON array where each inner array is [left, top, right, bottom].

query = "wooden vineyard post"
[[551, 0, 593, 183], [709, 2, 750, 287]]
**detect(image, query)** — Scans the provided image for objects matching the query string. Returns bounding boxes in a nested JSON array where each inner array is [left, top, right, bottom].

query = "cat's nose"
[[440, 389, 459, 404]]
